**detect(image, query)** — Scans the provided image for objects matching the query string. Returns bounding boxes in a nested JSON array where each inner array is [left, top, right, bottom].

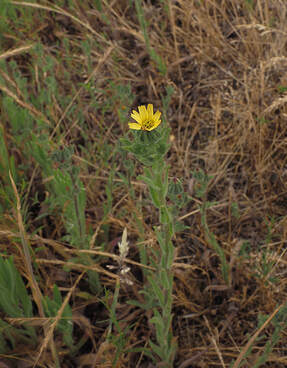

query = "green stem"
[[152, 167, 176, 365]]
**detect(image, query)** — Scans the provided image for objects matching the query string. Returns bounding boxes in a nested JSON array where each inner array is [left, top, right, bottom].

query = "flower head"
[[128, 104, 161, 131]]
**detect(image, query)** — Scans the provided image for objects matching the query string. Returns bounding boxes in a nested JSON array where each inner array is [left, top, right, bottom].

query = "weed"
[[193, 169, 230, 285], [0, 256, 37, 352], [120, 102, 180, 366]]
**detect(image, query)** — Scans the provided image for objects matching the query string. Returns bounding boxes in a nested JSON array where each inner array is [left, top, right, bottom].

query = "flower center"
[[142, 119, 154, 130]]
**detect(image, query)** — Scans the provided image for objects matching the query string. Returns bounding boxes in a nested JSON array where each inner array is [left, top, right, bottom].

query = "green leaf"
[[149, 339, 164, 360], [159, 206, 171, 225], [149, 186, 162, 208], [147, 276, 165, 308], [137, 174, 161, 191], [160, 269, 172, 291], [43, 284, 73, 348]]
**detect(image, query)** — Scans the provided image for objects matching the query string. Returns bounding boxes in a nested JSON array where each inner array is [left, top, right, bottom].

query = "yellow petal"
[[153, 119, 161, 129], [147, 104, 154, 117], [146, 119, 161, 131], [138, 105, 147, 121], [131, 112, 141, 123], [128, 122, 142, 130], [153, 110, 161, 121]]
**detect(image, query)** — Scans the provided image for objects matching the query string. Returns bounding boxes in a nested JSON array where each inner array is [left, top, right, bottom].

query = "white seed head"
[[118, 227, 129, 260]]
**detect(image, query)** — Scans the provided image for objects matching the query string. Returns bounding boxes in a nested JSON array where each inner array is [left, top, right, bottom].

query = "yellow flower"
[[128, 104, 161, 131]]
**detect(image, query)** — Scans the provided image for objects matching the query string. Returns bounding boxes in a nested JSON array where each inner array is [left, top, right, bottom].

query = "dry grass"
[[1, 0, 287, 367]]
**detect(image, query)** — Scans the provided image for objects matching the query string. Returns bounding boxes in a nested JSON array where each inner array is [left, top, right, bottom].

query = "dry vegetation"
[[1, 0, 287, 367]]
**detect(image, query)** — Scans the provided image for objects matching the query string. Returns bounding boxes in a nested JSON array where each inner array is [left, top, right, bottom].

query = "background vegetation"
[[1, 0, 287, 367]]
